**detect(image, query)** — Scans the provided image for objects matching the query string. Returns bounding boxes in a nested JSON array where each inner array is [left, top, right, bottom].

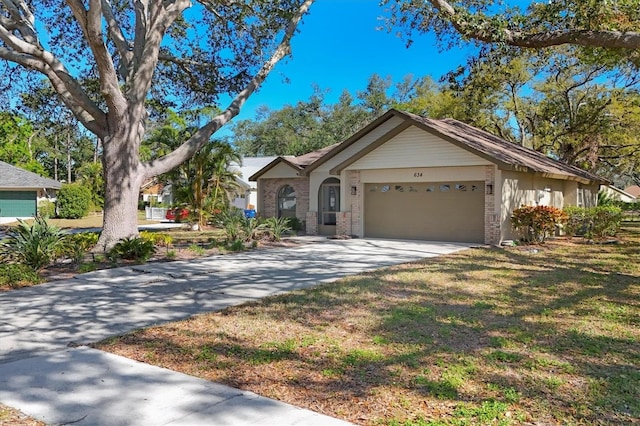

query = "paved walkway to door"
[[0, 238, 472, 425]]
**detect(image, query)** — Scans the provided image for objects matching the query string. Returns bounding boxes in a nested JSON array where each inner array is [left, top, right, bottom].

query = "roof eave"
[[248, 157, 302, 181], [300, 110, 404, 176]]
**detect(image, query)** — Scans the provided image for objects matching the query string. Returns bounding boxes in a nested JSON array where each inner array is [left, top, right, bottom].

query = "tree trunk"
[[95, 127, 145, 251]]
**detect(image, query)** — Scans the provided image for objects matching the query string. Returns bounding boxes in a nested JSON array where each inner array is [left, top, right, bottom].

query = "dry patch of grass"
[[0, 403, 44, 426], [96, 230, 640, 425]]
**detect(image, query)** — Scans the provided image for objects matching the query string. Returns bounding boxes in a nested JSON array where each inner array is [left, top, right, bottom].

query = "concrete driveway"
[[0, 237, 472, 425]]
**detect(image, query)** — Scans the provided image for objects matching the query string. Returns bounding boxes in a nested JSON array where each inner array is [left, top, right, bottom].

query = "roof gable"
[[0, 161, 62, 189], [248, 156, 301, 181], [248, 109, 607, 185]]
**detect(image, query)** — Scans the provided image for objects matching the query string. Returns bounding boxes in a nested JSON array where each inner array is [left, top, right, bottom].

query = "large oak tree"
[[0, 0, 313, 249], [384, 0, 640, 51]]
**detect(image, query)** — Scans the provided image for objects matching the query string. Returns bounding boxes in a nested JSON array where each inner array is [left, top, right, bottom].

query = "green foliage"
[[188, 244, 206, 255], [140, 231, 174, 248], [218, 210, 266, 243], [287, 216, 303, 232], [37, 200, 56, 218], [77, 162, 104, 210], [562, 206, 589, 237], [0, 263, 42, 288], [227, 239, 245, 252], [59, 232, 99, 264], [0, 217, 65, 270], [590, 205, 623, 239], [165, 133, 243, 228], [262, 216, 292, 241], [231, 77, 390, 156], [511, 205, 567, 243], [562, 205, 623, 239], [56, 183, 92, 219], [108, 237, 155, 262]]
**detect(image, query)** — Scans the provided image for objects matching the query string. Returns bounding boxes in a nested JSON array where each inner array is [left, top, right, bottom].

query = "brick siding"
[[260, 178, 309, 223], [484, 165, 500, 245]]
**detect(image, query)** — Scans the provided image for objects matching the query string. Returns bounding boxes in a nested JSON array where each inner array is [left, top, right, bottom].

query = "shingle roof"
[[0, 161, 62, 189], [250, 109, 607, 185], [416, 114, 604, 183], [289, 143, 341, 167]]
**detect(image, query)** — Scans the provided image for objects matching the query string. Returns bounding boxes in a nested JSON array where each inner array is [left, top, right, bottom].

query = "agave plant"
[[263, 216, 292, 241], [0, 217, 66, 271]]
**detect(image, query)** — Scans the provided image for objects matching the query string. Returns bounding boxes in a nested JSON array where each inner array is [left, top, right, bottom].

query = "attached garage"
[[0, 191, 37, 218], [364, 181, 485, 243]]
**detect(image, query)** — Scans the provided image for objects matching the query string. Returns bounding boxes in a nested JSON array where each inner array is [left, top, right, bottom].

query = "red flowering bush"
[[511, 205, 568, 243]]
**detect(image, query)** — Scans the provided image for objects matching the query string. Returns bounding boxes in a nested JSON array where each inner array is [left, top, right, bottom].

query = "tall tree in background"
[[0, 111, 46, 175], [0, 0, 313, 249], [232, 73, 396, 156], [20, 83, 98, 183]]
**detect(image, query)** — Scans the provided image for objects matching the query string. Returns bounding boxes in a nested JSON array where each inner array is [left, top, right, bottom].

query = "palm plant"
[[0, 217, 66, 270]]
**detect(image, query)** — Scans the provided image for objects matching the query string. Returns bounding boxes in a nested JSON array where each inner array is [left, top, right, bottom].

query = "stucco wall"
[[500, 171, 595, 241]]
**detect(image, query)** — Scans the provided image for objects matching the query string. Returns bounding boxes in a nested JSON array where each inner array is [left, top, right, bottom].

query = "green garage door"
[[0, 191, 37, 218]]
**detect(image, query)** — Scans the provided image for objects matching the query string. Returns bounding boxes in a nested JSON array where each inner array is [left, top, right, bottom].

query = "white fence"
[[145, 207, 167, 220]]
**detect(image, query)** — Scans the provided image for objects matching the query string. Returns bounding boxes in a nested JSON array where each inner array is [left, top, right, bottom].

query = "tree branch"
[[101, 0, 133, 77], [143, 0, 315, 177], [427, 0, 640, 50]]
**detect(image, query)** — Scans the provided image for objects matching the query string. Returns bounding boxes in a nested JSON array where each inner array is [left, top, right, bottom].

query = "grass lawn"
[[95, 226, 640, 425]]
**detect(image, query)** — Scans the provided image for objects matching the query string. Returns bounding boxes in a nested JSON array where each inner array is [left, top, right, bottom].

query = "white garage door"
[[364, 181, 485, 243]]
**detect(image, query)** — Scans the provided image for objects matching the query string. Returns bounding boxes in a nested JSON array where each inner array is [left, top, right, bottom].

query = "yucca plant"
[[263, 216, 292, 241], [0, 217, 66, 271]]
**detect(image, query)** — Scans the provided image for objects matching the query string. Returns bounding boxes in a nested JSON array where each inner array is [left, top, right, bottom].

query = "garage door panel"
[[364, 182, 484, 243], [0, 191, 37, 218]]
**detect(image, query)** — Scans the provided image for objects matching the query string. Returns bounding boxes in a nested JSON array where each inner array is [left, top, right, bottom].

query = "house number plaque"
[[413, 172, 423, 177]]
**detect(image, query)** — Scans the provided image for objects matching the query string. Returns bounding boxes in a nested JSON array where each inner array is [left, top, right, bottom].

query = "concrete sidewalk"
[[0, 238, 472, 425]]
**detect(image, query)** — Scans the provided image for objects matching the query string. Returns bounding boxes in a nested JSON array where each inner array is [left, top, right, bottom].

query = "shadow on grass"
[[93, 235, 639, 424]]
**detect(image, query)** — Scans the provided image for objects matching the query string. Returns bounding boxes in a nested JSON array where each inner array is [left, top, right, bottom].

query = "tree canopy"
[[383, 0, 640, 55], [0, 0, 314, 248]]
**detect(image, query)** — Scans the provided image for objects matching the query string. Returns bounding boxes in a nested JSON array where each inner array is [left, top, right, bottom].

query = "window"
[[277, 185, 296, 218]]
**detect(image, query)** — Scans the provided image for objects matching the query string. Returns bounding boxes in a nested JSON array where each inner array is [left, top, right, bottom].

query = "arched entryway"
[[277, 185, 297, 218], [318, 177, 340, 235]]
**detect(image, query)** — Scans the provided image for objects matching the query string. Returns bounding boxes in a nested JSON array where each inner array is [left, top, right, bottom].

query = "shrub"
[[511, 205, 567, 243], [59, 232, 100, 263], [228, 239, 245, 252], [563, 206, 589, 237], [56, 183, 92, 219], [562, 205, 623, 240], [140, 231, 174, 248], [0, 217, 66, 270], [108, 237, 155, 262], [590, 205, 622, 239], [288, 216, 303, 232], [37, 200, 56, 218], [263, 216, 292, 241], [0, 264, 42, 288]]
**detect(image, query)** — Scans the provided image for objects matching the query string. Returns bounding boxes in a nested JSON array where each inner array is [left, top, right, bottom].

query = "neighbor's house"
[[230, 156, 277, 211], [140, 178, 173, 206], [250, 109, 606, 245], [0, 160, 62, 224], [600, 185, 636, 203], [624, 185, 640, 200]]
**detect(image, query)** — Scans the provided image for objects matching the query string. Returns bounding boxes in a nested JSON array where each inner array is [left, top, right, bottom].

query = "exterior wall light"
[[486, 184, 493, 195]]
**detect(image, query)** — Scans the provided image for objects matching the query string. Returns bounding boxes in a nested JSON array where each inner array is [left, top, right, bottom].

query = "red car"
[[165, 208, 190, 221]]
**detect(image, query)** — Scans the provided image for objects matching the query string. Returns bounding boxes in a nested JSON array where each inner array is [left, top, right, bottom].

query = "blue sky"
[[230, 0, 480, 124]]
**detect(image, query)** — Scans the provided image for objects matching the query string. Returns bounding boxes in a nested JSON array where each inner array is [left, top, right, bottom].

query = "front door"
[[318, 178, 340, 235]]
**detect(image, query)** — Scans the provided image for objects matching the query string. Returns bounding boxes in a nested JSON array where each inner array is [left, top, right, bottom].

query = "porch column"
[[306, 211, 318, 235]]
